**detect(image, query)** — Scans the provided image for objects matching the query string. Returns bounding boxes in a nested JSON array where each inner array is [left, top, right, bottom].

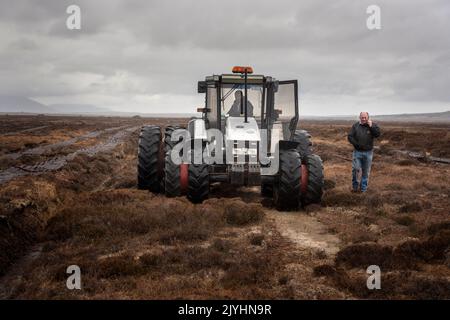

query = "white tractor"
[[137, 66, 324, 210]]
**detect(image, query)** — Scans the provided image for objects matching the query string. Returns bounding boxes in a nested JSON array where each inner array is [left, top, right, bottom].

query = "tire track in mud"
[[3, 125, 49, 136], [0, 126, 140, 185], [0, 126, 140, 296], [3, 125, 130, 160]]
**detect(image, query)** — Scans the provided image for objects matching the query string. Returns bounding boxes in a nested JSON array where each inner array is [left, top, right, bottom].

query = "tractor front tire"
[[187, 164, 209, 203], [274, 149, 301, 210], [301, 154, 324, 206], [137, 125, 162, 192], [162, 125, 185, 190]]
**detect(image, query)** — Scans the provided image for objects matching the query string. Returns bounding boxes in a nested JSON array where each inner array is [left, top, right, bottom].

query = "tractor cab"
[[198, 66, 299, 144]]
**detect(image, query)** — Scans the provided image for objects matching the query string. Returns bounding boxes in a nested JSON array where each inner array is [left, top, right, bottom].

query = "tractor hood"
[[225, 117, 260, 141]]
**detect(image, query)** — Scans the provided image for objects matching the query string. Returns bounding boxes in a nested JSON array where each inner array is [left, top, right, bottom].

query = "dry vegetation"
[[0, 115, 449, 299]]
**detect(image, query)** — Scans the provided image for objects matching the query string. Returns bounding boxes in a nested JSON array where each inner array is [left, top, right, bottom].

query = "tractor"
[[137, 66, 324, 210]]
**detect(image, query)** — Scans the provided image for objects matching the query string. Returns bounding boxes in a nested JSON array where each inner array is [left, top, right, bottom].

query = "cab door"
[[274, 80, 299, 140]]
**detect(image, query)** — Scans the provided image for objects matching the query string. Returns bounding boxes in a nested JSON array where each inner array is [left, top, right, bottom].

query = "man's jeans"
[[352, 150, 373, 192]]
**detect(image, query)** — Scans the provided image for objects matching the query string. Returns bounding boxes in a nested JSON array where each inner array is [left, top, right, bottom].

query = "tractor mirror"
[[198, 81, 207, 93]]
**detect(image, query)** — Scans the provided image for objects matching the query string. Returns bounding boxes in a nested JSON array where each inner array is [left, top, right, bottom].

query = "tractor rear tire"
[[274, 149, 301, 210], [292, 129, 312, 159], [164, 152, 181, 197], [137, 125, 162, 192], [301, 154, 324, 206], [187, 164, 209, 203], [164, 125, 184, 153]]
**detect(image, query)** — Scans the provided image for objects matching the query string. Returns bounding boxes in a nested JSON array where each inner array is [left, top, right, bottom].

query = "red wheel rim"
[[180, 163, 189, 194], [301, 164, 308, 194]]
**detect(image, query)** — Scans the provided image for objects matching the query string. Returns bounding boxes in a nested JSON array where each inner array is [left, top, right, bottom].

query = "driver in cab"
[[228, 90, 254, 117]]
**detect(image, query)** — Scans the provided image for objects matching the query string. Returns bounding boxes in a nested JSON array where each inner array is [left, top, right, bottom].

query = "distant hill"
[[0, 96, 194, 117], [303, 111, 450, 123], [49, 104, 110, 114], [0, 95, 448, 123], [0, 98, 113, 115], [372, 111, 450, 123], [0, 96, 55, 113]]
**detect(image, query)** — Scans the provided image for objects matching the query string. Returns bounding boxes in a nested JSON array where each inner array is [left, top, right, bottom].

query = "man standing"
[[347, 112, 381, 192]]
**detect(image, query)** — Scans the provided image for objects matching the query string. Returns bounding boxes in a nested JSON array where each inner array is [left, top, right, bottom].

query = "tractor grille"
[[232, 140, 258, 164]]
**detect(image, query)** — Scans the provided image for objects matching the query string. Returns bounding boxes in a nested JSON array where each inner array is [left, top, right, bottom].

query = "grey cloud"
[[0, 0, 448, 115]]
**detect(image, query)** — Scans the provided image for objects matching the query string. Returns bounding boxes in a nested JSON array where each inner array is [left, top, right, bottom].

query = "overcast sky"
[[0, 0, 449, 115]]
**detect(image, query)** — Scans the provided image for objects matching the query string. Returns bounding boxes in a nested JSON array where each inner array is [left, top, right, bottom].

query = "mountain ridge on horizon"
[[0, 95, 448, 122]]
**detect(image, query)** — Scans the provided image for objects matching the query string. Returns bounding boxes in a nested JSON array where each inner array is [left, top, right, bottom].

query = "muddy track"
[[2, 125, 130, 160], [0, 126, 140, 297], [268, 210, 341, 256], [0, 126, 140, 185], [3, 126, 50, 136], [212, 186, 342, 256]]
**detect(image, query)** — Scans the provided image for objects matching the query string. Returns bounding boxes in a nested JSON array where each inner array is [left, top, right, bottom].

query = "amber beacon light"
[[232, 66, 253, 74]]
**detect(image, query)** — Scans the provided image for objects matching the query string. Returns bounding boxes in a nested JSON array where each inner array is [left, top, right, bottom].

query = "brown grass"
[[222, 200, 265, 226], [1, 116, 450, 299], [394, 215, 416, 226], [3, 188, 296, 299], [335, 229, 450, 271], [399, 201, 423, 213]]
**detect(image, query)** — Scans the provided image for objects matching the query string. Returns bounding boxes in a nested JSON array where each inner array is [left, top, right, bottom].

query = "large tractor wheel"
[[161, 125, 183, 191], [274, 149, 301, 210], [292, 129, 312, 159], [164, 152, 183, 197], [163, 126, 187, 197], [261, 182, 273, 197], [164, 125, 184, 153], [187, 164, 209, 203], [137, 125, 163, 192], [301, 154, 324, 206]]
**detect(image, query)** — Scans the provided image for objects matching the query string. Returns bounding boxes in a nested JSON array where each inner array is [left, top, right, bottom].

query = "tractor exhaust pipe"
[[244, 69, 248, 123], [232, 66, 253, 123]]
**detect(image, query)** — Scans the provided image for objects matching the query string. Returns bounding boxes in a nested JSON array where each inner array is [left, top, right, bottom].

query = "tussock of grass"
[[399, 201, 423, 213], [394, 215, 415, 226], [336, 230, 450, 271], [221, 254, 275, 288], [323, 179, 336, 190], [322, 191, 363, 207], [223, 200, 264, 226], [396, 159, 418, 166]]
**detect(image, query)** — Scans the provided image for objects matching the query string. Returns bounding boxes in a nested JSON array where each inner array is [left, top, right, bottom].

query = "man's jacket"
[[347, 122, 381, 151]]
